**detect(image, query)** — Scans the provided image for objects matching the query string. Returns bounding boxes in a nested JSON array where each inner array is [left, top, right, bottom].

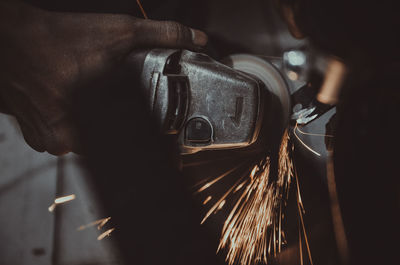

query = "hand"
[[0, 0, 207, 155]]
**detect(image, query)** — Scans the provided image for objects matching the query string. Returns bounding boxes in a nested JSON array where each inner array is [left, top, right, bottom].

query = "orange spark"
[[97, 217, 111, 230], [196, 129, 313, 265], [197, 164, 244, 193], [217, 200, 226, 210], [326, 151, 349, 264], [48, 194, 76, 212], [295, 170, 313, 265], [48, 203, 56, 212], [77, 217, 111, 231], [97, 228, 115, 241], [203, 196, 212, 205]]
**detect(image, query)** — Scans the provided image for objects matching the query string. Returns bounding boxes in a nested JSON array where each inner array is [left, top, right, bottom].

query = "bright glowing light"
[[294, 123, 322, 157], [197, 164, 244, 193], [77, 217, 112, 231], [97, 228, 115, 241], [287, 71, 299, 81], [48, 203, 56, 212], [48, 194, 76, 212], [203, 196, 212, 205], [217, 200, 226, 210], [197, 130, 313, 265], [287, 51, 306, 66], [97, 217, 111, 230], [54, 194, 76, 204]]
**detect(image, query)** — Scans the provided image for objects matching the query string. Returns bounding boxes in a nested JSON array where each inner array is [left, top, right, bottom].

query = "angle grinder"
[[126, 49, 303, 154]]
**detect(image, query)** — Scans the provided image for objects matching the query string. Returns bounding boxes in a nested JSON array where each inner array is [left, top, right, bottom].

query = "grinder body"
[[127, 49, 293, 154]]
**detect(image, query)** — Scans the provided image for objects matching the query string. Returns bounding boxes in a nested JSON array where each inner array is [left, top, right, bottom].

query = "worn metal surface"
[[135, 49, 302, 154], [136, 49, 264, 154]]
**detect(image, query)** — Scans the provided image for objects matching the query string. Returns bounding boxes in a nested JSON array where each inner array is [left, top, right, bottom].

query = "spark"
[[294, 122, 322, 157], [250, 165, 258, 179], [218, 157, 274, 265], [192, 176, 212, 189], [97, 228, 115, 241], [299, 218, 304, 265], [234, 181, 246, 193], [197, 129, 313, 265], [197, 163, 245, 193], [48, 204, 56, 212], [203, 196, 212, 205], [48, 194, 76, 212], [326, 151, 349, 264], [77, 217, 112, 231], [295, 170, 313, 265], [202, 130, 294, 265], [97, 217, 112, 230], [217, 200, 226, 210], [54, 194, 76, 204], [296, 126, 334, 138], [200, 174, 247, 225], [136, 0, 148, 19]]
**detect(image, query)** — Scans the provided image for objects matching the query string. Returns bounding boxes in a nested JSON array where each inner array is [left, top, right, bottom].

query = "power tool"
[[127, 49, 320, 154]]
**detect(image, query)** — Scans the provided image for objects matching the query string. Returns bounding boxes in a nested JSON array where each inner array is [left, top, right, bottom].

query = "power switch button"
[[185, 118, 212, 144]]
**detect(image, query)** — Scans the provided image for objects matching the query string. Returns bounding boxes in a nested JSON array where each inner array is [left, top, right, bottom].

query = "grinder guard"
[[127, 49, 292, 154]]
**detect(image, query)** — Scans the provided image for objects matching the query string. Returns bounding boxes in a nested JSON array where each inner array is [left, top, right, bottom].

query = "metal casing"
[[139, 49, 263, 154]]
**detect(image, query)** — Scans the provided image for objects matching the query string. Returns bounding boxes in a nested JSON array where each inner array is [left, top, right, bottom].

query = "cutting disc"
[[227, 54, 291, 127]]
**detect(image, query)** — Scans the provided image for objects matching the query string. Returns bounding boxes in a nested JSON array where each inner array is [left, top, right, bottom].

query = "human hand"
[[0, 0, 207, 155]]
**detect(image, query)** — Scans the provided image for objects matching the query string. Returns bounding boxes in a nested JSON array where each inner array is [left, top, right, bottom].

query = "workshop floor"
[[0, 114, 121, 265]]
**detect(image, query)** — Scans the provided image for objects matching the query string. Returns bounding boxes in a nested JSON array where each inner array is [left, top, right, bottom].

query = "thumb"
[[134, 19, 208, 49]]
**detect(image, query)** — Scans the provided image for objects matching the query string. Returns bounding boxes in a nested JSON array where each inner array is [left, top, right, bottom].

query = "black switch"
[[185, 118, 212, 144], [163, 50, 182, 74]]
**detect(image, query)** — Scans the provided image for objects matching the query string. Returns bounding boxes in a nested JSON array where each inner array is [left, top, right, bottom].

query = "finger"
[[17, 116, 71, 155], [135, 20, 208, 49], [17, 110, 75, 155], [41, 118, 78, 156], [16, 117, 46, 153]]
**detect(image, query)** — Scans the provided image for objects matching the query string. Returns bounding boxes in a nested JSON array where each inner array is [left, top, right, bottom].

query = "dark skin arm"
[[0, 0, 207, 155]]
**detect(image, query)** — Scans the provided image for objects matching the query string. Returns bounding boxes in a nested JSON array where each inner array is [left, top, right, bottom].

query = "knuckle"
[[165, 21, 184, 42], [45, 126, 71, 155], [118, 14, 139, 30], [18, 119, 46, 153]]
